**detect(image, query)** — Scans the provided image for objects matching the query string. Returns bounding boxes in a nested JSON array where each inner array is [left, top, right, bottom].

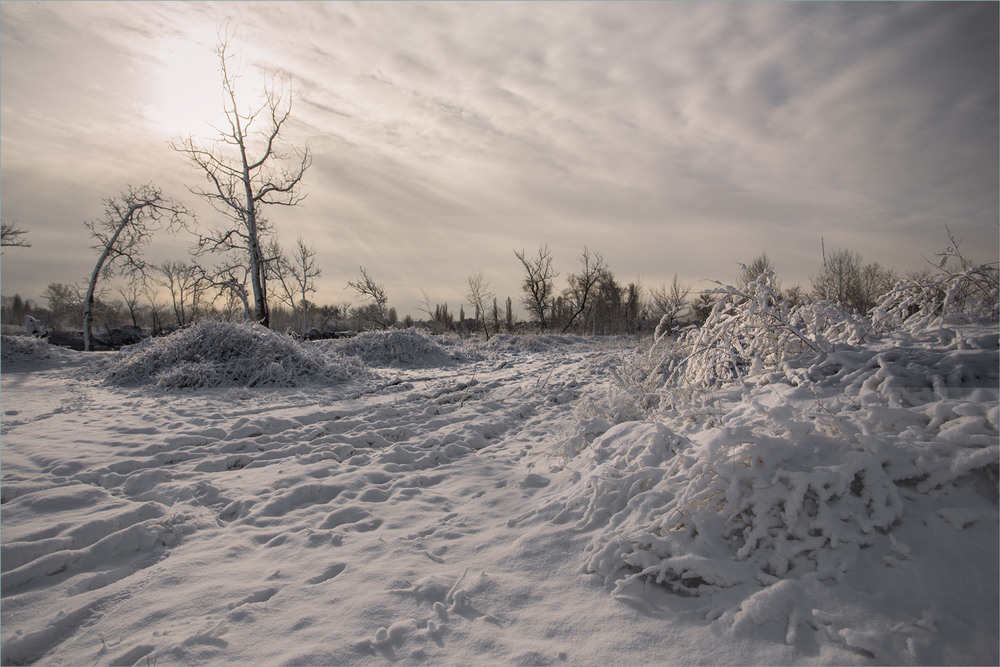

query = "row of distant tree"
[[0, 234, 969, 342]]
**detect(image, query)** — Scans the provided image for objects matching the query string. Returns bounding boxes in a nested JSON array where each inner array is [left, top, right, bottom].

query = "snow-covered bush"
[[561, 322, 998, 603], [579, 425, 904, 597], [872, 230, 999, 333], [872, 265, 999, 333], [2, 335, 55, 364], [651, 273, 865, 390], [102, 320, 369, 389], [323, 328, 456, 368]]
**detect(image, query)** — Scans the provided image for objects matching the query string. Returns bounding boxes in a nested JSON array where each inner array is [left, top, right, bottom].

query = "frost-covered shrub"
[[646, 274, 874, 392], [653, 274, 820, 388], [2, 335, 55, 365], [872, 230, 999, 333], [326, 328, 455, 368], [872, 265, 1000, 333], [581, 427, 904, 597], [102, 320, 369, 389]]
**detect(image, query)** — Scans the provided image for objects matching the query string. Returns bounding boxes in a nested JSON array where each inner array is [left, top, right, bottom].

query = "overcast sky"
[[1, 1, 997, 319]]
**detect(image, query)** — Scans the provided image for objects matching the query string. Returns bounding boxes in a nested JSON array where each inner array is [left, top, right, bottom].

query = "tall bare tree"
[[514, 245, 558, 330], [44, 282, 84, 331], [83, 184, 188, 350], [159, 260, 202, 327], [116, 279, 144, 328], [811, 247, 863, 308], [173, 26, 311, 328]]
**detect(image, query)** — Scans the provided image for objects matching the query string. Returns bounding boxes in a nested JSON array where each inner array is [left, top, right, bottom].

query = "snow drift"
[[1, 335, 75, 371], [101, 320, 370, 389], [319, 328, 457, 368]]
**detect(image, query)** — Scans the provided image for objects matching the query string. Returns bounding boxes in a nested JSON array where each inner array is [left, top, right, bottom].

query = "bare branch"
[[1, 222, 31, 250]]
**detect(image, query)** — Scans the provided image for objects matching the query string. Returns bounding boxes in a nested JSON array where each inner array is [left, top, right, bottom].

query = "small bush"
[[581, 426, 904, 597], [102, 320, 370, 389]]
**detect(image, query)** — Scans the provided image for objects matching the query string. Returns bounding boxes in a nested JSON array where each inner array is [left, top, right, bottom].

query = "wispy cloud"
[[1, 1, 996, 312]]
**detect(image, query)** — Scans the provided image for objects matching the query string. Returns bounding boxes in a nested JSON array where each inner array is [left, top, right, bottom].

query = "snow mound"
[[101, 320, 370, 389], [557, 321, 998, 661], [323, 329, 456, 368], [484, 333, 589, 353], [1, 335, 76, 371], [576, 422, 906, 596]]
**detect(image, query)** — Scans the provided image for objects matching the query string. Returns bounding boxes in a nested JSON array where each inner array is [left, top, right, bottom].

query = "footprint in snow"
[[228, 587, 279, 610], [307, 562, 346, 584]]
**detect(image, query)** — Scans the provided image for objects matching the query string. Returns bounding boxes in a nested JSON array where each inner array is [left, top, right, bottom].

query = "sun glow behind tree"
[[144, 32, 273, 143]]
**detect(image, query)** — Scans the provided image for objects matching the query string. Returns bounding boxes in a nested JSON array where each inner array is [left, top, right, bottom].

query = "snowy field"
[[1, 318, 997, 666]]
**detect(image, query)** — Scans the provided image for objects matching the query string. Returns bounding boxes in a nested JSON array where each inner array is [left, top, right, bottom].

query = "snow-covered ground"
[[1, 323, 997, 666]]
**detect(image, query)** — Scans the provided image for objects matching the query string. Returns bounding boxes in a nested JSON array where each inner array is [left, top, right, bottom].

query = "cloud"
[[1, 1, 996, 316]]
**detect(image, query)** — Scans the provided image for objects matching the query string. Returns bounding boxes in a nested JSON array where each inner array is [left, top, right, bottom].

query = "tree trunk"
[[233, 97, 269, 329], [84, 219, 129, 351]]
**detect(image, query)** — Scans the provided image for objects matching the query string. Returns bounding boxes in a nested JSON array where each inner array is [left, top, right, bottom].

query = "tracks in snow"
[[1, 345, 617, 665]]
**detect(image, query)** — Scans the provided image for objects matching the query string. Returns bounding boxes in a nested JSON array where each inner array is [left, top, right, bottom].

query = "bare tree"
[[269, 236, 321, 337], [142, 283, 166, 334], [465, 270, 495, 340], [159, 260, 202, 327], [83, 184, 189, 351], [811, 247, 863, 309], [195, 259, 253, 321], [561, 247, 608, 333], [116, 279, 145, 328], [651, 274, 690, 336], [347, 266, 390, 330], [44, 282, 84, 330], [173, 25, 311, 328], [1, 222, 30, 250], [514, 245, 558, 330], [415, 290, 450, 333], [856, 261, 896, 313], [624, 280, 645, 335]]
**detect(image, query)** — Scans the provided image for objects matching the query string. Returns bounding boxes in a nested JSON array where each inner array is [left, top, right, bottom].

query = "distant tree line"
[[3, 229, 996, 344]]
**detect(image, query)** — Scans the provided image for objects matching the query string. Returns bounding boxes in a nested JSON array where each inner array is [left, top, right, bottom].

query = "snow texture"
[[319, 328, 459, 368], [1, 322, 996, 666], [1, 335, 74, 370]]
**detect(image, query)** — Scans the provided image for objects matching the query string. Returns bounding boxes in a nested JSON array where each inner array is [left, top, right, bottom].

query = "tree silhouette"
[[173, 24, 311, 328]]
